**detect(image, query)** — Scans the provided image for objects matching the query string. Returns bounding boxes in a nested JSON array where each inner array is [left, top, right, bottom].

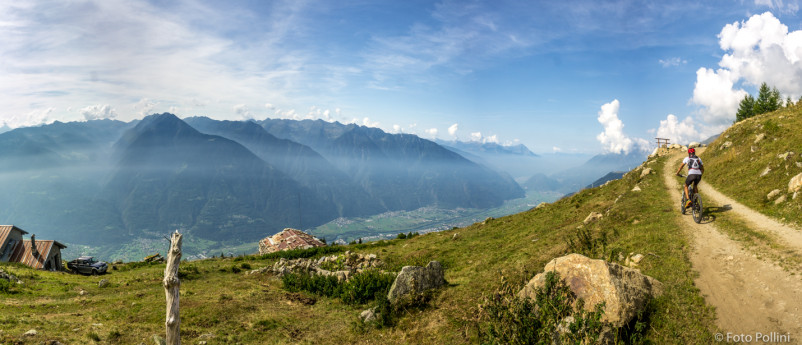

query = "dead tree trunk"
[[163, 230, 183, 345]]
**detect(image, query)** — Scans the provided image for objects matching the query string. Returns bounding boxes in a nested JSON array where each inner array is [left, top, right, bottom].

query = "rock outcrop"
[[259, 228, 326, 254], [249, 251, 384, 282], [518, 253, 663, 328], [387, 261, 447, 304]]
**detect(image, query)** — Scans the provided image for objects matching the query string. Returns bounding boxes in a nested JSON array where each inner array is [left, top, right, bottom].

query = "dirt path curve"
[[662, 149, 802, 342], [699, 178, 802, 254]]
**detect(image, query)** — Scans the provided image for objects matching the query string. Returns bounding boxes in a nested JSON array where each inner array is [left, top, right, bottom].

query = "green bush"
[[281, 269, 395, 306], [0, 279, 11, 294], [240, 262, 252, 270], [479, 271, 608, 345]]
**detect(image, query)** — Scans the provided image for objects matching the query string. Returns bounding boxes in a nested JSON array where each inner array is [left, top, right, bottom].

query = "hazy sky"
[[2, 0, 802, 153]]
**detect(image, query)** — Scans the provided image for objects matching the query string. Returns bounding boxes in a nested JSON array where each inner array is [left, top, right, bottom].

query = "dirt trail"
[[699, 179, 802, 254], [662, 149, 802, 342]]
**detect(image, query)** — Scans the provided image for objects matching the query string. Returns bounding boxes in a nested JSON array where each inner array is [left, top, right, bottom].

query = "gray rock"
[[721, 141, 732, 149], [0, 269, 21, 284], [767, 189, 782, 200], [360, 307, 379, 323], [387, 261, 447, 304], [24, 329, 37, 336], [583, 212, 603, 224], [518, 253, 663, 328], [98, 279, 110, 288], [789, 173, 802, 194]]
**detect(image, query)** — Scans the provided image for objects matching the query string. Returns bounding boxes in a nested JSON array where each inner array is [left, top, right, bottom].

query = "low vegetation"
[[703, 103, 802, 226], [0, 155, 719, 344]]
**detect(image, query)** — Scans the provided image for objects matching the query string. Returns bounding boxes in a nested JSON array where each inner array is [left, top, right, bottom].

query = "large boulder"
[[518, 254, 663, 328], [387, 261, 446, 304]]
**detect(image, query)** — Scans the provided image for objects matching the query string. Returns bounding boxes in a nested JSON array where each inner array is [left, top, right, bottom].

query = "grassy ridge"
[[702, 104, 802, 226], [0, 156, 716, 344]]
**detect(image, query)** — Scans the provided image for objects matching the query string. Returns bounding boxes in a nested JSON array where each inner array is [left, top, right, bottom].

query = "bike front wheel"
[[692, 193, 703, 223]]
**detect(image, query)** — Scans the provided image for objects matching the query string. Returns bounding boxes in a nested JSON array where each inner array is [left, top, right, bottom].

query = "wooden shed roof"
[[7, 239, 66, 270], [0, 225, 29, 246]]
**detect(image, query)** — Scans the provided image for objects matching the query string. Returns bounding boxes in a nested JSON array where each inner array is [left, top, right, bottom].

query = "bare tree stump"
[[163, 230, 183, 345]]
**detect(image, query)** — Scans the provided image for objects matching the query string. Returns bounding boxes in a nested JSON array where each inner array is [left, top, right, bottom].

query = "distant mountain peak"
[[435, 139, 537, 157]]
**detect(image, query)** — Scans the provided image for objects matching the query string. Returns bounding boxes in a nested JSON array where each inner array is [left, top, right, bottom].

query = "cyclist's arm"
[[676, 163, 685, 175]]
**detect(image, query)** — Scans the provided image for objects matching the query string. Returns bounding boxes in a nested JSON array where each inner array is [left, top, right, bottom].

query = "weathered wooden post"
[[163, 230, 183, 345]]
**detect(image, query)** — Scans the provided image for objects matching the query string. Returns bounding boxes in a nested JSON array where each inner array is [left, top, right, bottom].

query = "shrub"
[[231, 265, 241, 274], [0, 279, 11, 294], [479, 271, 608, 345], [240, 262, 252, 270], [281, 269, 395, 306], [396, 233, 407, 239]]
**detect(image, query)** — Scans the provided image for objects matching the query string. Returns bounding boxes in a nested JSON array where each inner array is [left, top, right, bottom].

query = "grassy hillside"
[[0, 155, 717, 344], [702, 104, 802, 226]]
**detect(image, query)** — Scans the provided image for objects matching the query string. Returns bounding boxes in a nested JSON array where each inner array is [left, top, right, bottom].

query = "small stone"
[[360, 308, 378, 323], [98, 279, 109, 288], [721, 141, 732, 149], [631, 254, 644, 264], [760, 166, 771, 177], [767, 189, 782, 200], [775, 195, 786, 205], [726, 256, 734, 261], [24, 329, 37, 336], [79, 290, 87, 296], [755, 133, 766, 143], [778, 152, 795, 160], [452, 233, 459, 240], [583, 212, 603, 224], [631, 185, 642, 192], [639, 168, 652, 179]]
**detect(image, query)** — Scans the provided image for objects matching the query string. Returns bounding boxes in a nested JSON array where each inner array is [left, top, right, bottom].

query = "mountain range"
[[0, 114, 524, 252]]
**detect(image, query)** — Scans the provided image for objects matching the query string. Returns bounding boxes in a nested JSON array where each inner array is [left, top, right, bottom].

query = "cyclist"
[[676, 147, 704, 208]]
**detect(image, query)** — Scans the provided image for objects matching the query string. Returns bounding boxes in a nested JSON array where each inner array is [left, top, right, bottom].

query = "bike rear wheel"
[[692, 193, 703, 223]]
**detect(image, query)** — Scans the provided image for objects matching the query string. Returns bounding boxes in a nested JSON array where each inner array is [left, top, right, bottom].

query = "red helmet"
[[688, 147, 696, 154]]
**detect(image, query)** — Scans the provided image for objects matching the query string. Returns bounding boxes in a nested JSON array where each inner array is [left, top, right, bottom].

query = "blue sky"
[[2, 0, 802, 154]]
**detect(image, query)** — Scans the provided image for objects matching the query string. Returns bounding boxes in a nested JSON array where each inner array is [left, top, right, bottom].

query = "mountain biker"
[[676, 147, 704, 208]]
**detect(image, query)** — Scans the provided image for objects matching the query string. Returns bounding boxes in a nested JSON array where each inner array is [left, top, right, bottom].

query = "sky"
[[2, 0, 802, 154]]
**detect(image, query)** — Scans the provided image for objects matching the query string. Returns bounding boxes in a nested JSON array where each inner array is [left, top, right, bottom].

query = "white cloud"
[[596, 99, 652, 154], [691, 67, 747, 125], [596, 99, 633, 154], [447, 123, 459, 136], [81, 104, 117, 121], [470, 132, 482, 142], [658, 57, 687, 67], [484, 134, 498, 144], [134, 98, 157, 117], [552, 146, 562, 153], [692, 12, 802, 124], [655, 114, 702, 145], [362, 117, 379, 128], [424, 128, 438, 138], [754, 0, 799, 13], [392, 124, 402, 133], [233, 104, 254, 120]]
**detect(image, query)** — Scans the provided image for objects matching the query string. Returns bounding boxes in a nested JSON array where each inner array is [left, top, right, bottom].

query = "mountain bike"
[[678, 174, 703, 223]]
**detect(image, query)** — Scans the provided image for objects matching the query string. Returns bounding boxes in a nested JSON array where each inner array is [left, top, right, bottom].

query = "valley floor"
[[663, 148, 802, 342]]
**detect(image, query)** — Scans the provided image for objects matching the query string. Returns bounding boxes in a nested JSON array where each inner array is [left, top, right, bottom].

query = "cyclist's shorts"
[[685, 174, 702, 187]]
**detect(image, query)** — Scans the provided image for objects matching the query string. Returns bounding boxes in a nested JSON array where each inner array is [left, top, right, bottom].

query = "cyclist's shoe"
[[685, 200, 692, 208]]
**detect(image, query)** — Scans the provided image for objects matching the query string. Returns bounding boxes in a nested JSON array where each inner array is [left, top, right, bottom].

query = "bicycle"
[[678, 174, 703, 223]]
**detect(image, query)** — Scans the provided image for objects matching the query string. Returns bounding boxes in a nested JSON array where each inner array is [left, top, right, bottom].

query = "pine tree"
[[786, 96, 794, 108], [754, 82, 781, 115], [736, 94, 755, 122]]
